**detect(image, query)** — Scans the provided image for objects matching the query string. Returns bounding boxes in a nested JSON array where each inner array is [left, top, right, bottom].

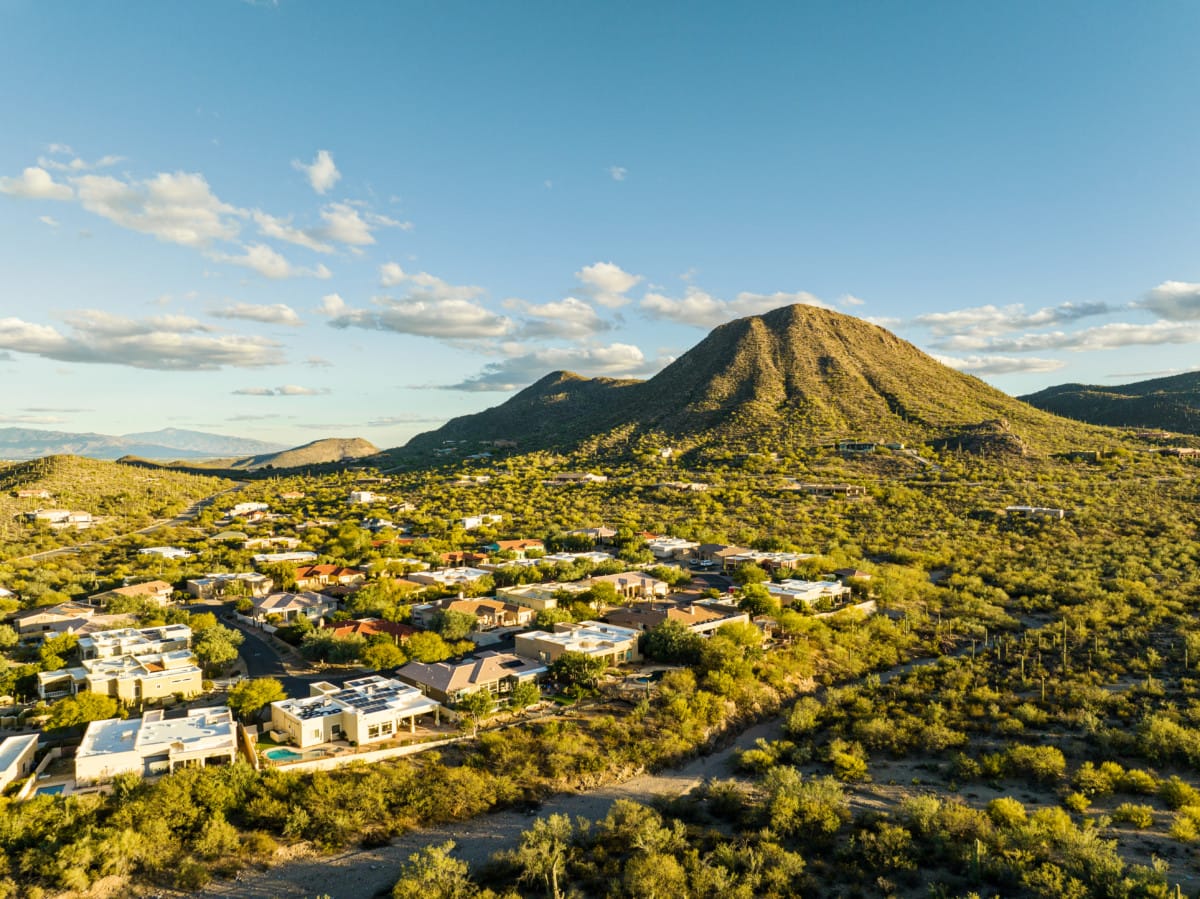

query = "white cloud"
[[507, 296, 610, 339], [208, 243, 332, 280], [39, 215, 59, 227], [576, 261, 642, 308], [444, 342, 662, 391], [938, 320, 1200, 353], [210, 302, 303, 327], [1142, 281, 1200, 322], [608, 166, 627, 181], [0, 414, 68, 425], [365, 414, 446, 427], [372, 263, 485, 302], [329, 296, 511, 339], [233, 384, 327, 396], [839, 294, 866, 307], [935, 354, 1067, 375], [72, 171, 240, 247], [641, 287, 832, 327], [0, 167, 73, 200], [315, 293, 348, 316], [0, 312, 283, 370], [251, 210, 335, 253], [293, 149, 340, 195], [304, 356, 332, 368], [915, 301, 1114, 338], [379, 262, 406, 287], [37, 153, 124, 172]]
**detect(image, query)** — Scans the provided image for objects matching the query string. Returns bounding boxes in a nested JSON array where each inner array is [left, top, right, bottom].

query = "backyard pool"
[[264, 747, 302, 762], [35, 784, 65, 795]]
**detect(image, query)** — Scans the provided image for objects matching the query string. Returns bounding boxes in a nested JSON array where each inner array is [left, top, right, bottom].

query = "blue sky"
[[2, 0, 1199, 448]]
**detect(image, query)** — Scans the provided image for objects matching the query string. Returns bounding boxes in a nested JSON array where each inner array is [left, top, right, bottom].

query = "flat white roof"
[[79, 707, 234, 760], [0, 734, 37, 771]]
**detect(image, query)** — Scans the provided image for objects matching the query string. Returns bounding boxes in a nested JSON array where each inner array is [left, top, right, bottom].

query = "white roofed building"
[[75, 707, 238, 784]]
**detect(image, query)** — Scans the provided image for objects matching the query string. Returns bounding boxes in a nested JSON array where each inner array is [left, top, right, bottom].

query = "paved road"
[[224, 615, 363, 698]]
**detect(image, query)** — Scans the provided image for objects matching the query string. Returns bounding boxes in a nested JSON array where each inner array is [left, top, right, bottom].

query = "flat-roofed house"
[[269, 676, 442, 749], [496, 581, 590, 612], [585, 571, 669, 601], [0, 734, 38, 791], [186, 572, 274, 600], [605, 602, 750, 635], [75, 707, 237, 784], [514, 621, 641, 666]]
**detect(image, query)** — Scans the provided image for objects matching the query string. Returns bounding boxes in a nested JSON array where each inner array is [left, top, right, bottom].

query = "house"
[[24, 509, 93, 530], [40, 649, 203, 703], [605, 602, 750, 635], [253, 550, 319, 565], [539, 551, 615, 565], [836, 441, 877, 454], [10, 602, 98, 639], [38, 625, 201, 702], [244, 536, 302, 551], [0, 586, 14, 601], [655, 481, 709, 492], [396, 651, 545, 705], [348, 490, 382, 504], [279, 491, 306, 500], [269, 676, 442, 749], [77, 624, 192, 661], [1004, 506, 1067, 520], [766, 579, 852, 608], [515, 621, 641, 666], [15, 489, 50, 499], [138, 546, 193, 560], [249, 591, 338, 624], [439, 551, 490, 568], [90, 580, 175, 607], [723, 550, 818, 573], [543, 472, 608, 486], [790, 483, 867, 498], [405, 567, 492, 589], [443, 598, 534, 630], [75, 707, 237, 784], [692, 544, 755, 568], [585, 571, 669, 601], [229, 502, 269, 517], [459, 514, 503, 530], [645, 537, 700, 560], [485, 539, 545, 558], [0, 734, 38, 791], [832, 568, 872, 584], [322, 617, 415, 644], [564, 526, 618, 545], [186, 572, 274, 600], [496, 581, 590, 612], [293, 564, 366, 592]]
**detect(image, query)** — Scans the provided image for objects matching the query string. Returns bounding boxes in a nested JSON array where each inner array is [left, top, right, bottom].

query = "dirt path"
[[193, 715, 788, 899]]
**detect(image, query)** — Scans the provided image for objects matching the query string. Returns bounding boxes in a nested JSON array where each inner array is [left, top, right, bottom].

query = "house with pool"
[[268, 676, 443, 749]]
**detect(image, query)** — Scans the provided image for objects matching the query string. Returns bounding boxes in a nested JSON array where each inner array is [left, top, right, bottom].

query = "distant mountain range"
[[1021, 371, 1200, 435], [0, 427, 287, 462], [121, 436, 381, 472], [402, 304, 1115, 459]]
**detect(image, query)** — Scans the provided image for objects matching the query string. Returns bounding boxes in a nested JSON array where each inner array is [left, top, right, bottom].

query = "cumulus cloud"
[[443, 343, 661, 391], [608, 166, 627, 181], [507, 296, 610, 339], [641, 287, 832, 327], [935, 354, 1067, 375], [315, 293, 348, 316], [915, 301, 1114, 338], [0, 167, 73, 200], [208, 243, 332, 280], [1142, 281, 1200, 322], [576, 261, 642, 308], [329, 296, 511, 339], [938, 320, 1200, 353], [210, 302, 303, 327], [293, 149, 340, 195], [233, 385, 327, 396], [0, 311, 283, 370], [72, 171, 240, 247]]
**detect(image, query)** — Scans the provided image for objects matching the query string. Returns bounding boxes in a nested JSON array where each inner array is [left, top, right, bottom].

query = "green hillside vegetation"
[[228, 436, 380, 471], [1022, 371, 1200, 436], [0, 455, 230, 560], [402, 305, 1124, 461]]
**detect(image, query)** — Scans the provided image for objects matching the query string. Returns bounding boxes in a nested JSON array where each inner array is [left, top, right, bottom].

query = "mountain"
[[403, 304, 1115, 458], [118, 428, 286, 457], [0, 427, 284, 462], [1021, 371, 1200, 436], [226, 437, 380, 470]]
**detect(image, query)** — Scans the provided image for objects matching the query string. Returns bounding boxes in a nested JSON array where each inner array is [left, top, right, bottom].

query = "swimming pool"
[[264, 747, 302, 762], [35, 784, 65, 795]]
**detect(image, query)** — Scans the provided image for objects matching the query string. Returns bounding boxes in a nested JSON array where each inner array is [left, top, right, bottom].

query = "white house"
[[405, 567, 492, 589], [75, 707, 238, 784], [269, 676, 442, 749], [253, 550, 319, 565], [138, 546, 193, 560], [186, 572, 274, 600], [0, 735, 38, 791], [348, 490, 381, 504], [514, 621, 641, 666], [765, 579, 852, 607]]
